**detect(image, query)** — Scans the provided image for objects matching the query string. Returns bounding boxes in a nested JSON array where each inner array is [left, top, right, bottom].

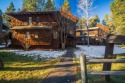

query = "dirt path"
[[41, 48, 76, 83]]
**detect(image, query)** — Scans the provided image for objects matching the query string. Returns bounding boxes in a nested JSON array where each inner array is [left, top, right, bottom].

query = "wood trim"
[[106, 34, 125, 44]]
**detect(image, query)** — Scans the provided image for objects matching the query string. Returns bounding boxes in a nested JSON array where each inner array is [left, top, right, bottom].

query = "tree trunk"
[[0, 58, 4, 69]]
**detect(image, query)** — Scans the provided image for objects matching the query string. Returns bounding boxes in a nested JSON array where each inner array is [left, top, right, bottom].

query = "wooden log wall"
[[12, 30, 52, 46], [10, 15, 58, 27]]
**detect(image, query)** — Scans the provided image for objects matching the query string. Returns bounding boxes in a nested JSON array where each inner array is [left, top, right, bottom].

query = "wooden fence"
[[80, 54, 125, 83], [80, 34, 125, 83]]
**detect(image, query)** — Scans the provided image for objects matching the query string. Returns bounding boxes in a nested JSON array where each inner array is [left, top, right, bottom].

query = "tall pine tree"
[[23, 0, 45, 12], [111, 0, 125, 35], [23, 0, 38, 12], [43, 0, 55, 11], [90, 15, 100, 27], [4, 2, 15, 24], [102, 14, 109, 25], [62, 0, 70, 11], [6, 2, 15, 13]]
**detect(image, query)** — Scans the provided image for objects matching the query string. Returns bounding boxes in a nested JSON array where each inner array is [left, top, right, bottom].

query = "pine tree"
[[62, 0, 70, 11], [23, 0, 45, 12], [78, 18, 86, 29], [37, 0, 45, 11], [18, 8, 21, 12], [43, 0, 55, 11], [102, 14, 109, 25], [90, 15, 100, 27], [111, 0, 125, 35], [6, 2, 15, 13], [23, 0, 38, 12]]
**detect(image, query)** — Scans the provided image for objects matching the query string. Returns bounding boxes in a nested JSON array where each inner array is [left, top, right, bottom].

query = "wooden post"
[[80, 54, 88, 83], [0, 58, 4, 69], [103, 43, 114, 82]]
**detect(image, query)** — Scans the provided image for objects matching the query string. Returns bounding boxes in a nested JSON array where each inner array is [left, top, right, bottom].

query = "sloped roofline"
[[6, 9, 79, 22]]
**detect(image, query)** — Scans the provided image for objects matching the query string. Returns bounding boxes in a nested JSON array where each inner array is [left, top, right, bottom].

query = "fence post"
[[80, 54, 88, 83], [103, 43, 114, 82]]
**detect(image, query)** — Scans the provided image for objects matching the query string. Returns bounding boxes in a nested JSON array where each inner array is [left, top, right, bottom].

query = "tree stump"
[[0, 58, 4, 69]]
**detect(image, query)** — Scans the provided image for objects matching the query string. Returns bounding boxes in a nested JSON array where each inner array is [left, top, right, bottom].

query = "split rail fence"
[[80, 34, 125, 83]]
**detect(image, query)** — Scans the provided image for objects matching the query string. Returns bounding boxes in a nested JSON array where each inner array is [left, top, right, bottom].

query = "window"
[[29, 17, 32, 25], [12, 33, 15, 38], [36, 17, 39, 26], [82, 38, 84, 41], [26, 32, 30, 39], [53, 32, 58, 39], [35, 32, 38, 38], [82, 31, 84, 35], [86, 38, 88, 41], [69, 29, 74, 35]]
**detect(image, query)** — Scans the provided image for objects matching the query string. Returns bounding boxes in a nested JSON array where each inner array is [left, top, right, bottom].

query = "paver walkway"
[[41, 48, 76, 83]]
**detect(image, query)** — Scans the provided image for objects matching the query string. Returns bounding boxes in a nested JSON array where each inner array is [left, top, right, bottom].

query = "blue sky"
[[0, 0, 114, 22]]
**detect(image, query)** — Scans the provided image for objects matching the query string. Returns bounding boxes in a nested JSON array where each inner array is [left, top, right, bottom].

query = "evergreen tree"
[[111, 0, 125, 35], [23, 0, 38, 12], [43, 0, 55, 11], [90, 15, 100, 27], [62, 0, 70, 11], [102, 14, 109, 25], [2, 14, 9, 22], [4, 2, 15, 24], [18, 8, 21, 12], [23, 0, 45, 12], [37, 0, 45, 11], [78, 18, 86, 29], [6, 2, 15, 13]]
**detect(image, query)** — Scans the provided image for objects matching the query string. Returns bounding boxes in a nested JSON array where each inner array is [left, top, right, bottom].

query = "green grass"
[[0, 52, 61, 83], [120, 44, 125, 49], [74, 54, 125, 83]]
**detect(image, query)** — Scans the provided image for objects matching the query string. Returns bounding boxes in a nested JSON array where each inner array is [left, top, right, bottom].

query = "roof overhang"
[[11, 26, 53, 30], [76, 27, 99, 31], [6, 9, 79, 23]]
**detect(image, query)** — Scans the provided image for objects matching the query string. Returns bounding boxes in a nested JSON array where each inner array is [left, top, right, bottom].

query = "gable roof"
[[6, 9, 79, 23], [97, 23, 110, 33]]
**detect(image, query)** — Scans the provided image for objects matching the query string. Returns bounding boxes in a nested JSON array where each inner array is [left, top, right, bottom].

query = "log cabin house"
[[76, 24, 110, 45], [7, 9, 79, 49]]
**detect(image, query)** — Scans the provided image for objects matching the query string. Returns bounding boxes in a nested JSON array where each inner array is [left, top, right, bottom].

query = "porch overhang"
[[11, 26, 53, 30]]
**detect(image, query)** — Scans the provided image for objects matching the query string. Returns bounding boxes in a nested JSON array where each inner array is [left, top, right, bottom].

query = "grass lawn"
[[121, 44, 125, 49], [74, 53, 125, 83], [0, 52, 61, 83]]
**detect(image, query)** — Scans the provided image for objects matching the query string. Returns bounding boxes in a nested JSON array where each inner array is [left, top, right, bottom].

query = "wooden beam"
[[103, 43, 114, 82], [87, 59, 125, 63], [80, 54, 88, 83], [106, 34, 125, 44], [88, 71, 125, 75]]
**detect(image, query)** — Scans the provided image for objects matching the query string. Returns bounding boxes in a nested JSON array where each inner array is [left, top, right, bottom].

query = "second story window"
[[35, 32, 38, 38], [26, 32, 30, 39], [29, 17, 32, 25], [36, 17, 39, 26], [53, 32, 58, 39]]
